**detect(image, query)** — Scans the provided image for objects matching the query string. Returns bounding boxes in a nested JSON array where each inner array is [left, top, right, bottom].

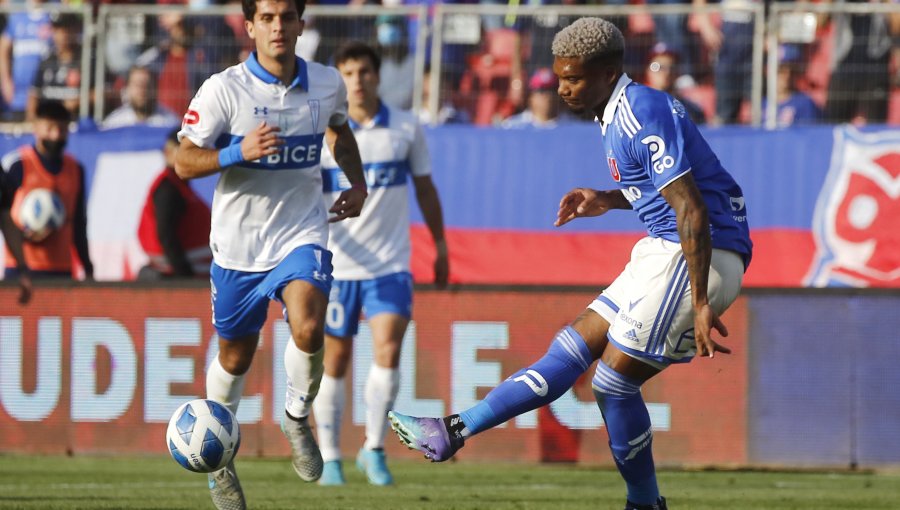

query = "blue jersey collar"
[[246, 51, 308, 90], [599, 73, 633, 134], [348, 101, 390, 130]]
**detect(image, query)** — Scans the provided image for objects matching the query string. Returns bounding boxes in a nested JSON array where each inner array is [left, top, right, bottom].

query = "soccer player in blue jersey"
[[389, 17, 752, 510], [313, 41, 448, 487], [175, 1, 367, 508]]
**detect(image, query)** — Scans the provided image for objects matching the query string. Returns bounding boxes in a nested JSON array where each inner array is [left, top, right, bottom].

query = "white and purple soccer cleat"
[[387, 411, 464, 462]]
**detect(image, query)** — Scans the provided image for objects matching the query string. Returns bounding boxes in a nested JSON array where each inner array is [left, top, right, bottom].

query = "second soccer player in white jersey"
[[313, 41, 449, 486], [175, 1, 367, 509]]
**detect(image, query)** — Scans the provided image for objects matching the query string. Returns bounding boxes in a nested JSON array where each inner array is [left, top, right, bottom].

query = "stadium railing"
[[0, 3, 897, 130]]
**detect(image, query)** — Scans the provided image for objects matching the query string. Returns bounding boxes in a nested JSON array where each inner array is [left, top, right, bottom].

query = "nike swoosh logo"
[[629, 296, 644, 311]]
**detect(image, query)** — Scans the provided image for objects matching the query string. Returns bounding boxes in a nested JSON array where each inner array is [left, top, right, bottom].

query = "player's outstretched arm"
[[175, 121, 284, 180], [0, 207, 31, 304], [660, 172, 729, 358], [324, 122, 367, 222], [554, 188, 631, 227]]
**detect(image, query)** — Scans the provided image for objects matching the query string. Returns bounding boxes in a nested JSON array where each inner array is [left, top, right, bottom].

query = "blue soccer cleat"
[[356, 447, 393, 486], [387, 411, 464, 462], [624, 496, 667, 510], [318, 460, 346, 486]]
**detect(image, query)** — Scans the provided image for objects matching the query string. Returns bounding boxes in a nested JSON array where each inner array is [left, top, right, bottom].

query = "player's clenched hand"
[[240, 121, 284, 161], [328, 187, 367, 223], [555, 188, 611, 227], [693, 303, 730, 358]]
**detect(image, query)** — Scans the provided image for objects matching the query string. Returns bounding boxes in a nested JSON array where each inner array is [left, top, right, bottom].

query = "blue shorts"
[[324, 271, 413, 338], [210, 245, 333, 339]]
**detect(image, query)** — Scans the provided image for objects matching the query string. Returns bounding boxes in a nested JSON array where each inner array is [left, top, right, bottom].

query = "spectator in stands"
[[502, 67, 567, 128], [136, 13, 214, 117], [643, 43, 706, 125], [695, 0, 754, 124], [0, 99, 93, 304], [0, 4, 52, 121], [763, 45, 821, 127], [27, 13, 84, 122], [137, 128, 212, 280], [417, 64, 470, 126], [376, 15, 415, 111], [822, 1, 898, 124], [102, 66, 180, 129], [646, 0, 696, 88]]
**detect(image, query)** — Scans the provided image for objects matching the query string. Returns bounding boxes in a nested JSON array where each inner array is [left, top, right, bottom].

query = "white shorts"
[[587, 237, 744, 369]]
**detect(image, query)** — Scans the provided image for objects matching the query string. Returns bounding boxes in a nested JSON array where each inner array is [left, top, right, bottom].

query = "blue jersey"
[[4, 12, 51, 112], [599, 75, 752, 267]]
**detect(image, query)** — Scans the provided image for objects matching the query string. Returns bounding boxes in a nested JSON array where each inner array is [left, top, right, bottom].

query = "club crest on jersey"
[[182, 109, 199, 126], [806, 127, 900, 287], [308, 100, 320, 134], [608, 156, 621, 182]]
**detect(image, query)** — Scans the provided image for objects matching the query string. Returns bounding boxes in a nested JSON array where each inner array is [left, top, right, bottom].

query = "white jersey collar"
[[598, 73, 632, 135]]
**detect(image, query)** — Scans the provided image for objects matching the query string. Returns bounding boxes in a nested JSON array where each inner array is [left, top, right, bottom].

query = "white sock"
[[312, 374, 345, 463], [206, 356, 246, 416], [283, 341, 324, 419], [363, 364, 400, 451]]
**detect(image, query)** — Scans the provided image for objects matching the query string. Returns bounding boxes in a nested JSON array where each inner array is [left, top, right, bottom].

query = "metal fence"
[[0, 2, 896, 130]]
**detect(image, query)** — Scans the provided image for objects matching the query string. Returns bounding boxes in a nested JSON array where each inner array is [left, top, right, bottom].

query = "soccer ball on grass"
[[166, 399, 241, 473]]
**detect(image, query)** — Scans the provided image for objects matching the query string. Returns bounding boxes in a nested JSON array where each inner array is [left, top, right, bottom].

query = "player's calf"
[[593, 362, 661, 507]]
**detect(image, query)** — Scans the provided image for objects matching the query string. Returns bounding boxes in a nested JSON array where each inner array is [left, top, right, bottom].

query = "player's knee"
[[591, 362, 641, 409], [325, 342, 352, 374], [218, 347, 255, 375], [290, 317, 325, 348]]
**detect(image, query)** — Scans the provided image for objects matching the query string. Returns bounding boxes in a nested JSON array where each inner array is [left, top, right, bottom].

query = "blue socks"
[[458, 326, 592, 436], [593, 362, 659, 505]]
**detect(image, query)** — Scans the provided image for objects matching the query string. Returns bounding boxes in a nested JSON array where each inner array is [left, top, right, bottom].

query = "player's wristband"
[[217, 143, 245, 168]]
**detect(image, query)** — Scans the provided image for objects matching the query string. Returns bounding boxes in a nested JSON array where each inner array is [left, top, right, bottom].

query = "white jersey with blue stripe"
[[599, 74, 753, 266], [320, 103, 430, 280], [179, 53, 348, 271]]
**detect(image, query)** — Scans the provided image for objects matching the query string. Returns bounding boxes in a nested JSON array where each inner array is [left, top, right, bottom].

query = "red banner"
[[0, 286, 747, 466]]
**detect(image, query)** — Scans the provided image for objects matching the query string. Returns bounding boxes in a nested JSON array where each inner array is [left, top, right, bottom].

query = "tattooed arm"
[[660, 172, 730, 358]]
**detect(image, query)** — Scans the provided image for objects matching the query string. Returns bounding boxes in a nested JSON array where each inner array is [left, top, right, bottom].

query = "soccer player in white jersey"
[[175, 1, 367, 508], [389, 18, 752, 510], [312, 41, 448, 487]]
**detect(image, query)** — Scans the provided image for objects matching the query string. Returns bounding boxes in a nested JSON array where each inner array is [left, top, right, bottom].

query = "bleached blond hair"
[[551, 17, 625, 63]]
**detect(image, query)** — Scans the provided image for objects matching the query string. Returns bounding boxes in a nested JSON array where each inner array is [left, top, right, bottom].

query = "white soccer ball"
[[17, 188, 65, 241], [166, 399, 241, 473]]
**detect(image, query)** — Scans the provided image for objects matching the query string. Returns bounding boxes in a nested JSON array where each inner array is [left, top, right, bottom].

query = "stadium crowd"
[[0, 0, 897, 131]]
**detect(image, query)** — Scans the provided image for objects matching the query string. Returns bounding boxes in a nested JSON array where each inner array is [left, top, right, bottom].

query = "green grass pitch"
[[1, 455, 899, 509]]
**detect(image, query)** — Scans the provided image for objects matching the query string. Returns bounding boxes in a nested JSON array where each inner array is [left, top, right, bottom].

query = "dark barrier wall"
[[2, 125, 898, 286], [747, 292, 900, 467], [1, 285, 898, 468]]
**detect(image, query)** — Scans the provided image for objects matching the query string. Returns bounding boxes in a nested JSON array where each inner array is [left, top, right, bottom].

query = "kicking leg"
[[390, 309, 609, 461], [205, 335, 256, 510]]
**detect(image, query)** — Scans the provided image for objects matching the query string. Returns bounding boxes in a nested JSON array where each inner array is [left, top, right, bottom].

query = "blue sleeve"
[[628, 93, 691, 191]]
